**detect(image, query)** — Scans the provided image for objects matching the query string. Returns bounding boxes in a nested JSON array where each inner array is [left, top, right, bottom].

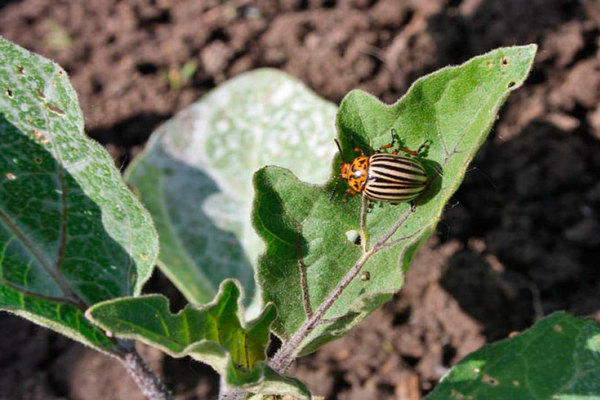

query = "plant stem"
[[269, 202, 414, 373], [118, 340, 172, 400]]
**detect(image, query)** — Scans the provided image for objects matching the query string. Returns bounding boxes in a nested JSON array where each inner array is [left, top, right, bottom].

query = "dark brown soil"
[[1, 1, 599, 399]]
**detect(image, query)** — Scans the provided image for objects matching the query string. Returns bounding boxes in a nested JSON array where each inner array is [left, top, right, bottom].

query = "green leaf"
[[125, 69, 337, 309], [0, 37, 158, 353], [87, 280, 310, 398], [426, 312, 600, 399], [254, 45, 537, 355]]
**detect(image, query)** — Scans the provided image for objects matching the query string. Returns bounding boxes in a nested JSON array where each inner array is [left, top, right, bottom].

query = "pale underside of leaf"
[[125, 69, 337, 313]]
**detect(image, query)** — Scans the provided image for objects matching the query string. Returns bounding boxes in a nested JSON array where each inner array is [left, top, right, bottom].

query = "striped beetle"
[[334, 130, 428, 204]]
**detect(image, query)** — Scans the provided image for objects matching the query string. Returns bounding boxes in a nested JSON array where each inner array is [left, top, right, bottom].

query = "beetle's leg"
[[416, 140, 428, 155], [393, 147, 419, 156], [392, 140, 429, 156], [342, 188, 358, 202], [366, 199, 375, 213], [377, 128, 398, 153]]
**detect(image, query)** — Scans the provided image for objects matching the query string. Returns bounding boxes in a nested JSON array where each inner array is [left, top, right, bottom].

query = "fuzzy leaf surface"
[[254, 45, 537, 354], [0, 37, 158, 353], [125, 70, 337, 311], [426, 312, 600, 399], [88, 280, 310, 398]]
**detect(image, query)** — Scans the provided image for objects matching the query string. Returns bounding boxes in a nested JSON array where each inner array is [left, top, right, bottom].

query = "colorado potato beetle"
[[334, 131, 428, 204]]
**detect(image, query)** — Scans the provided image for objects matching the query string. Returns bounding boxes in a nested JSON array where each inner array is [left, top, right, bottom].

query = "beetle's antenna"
[[334, 138, 346, 162], [328, 180, 340, 201], [330, 139, 345, 201]]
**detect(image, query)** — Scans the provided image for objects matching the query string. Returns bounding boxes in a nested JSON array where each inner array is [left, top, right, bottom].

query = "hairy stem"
[[118, 341, 172, 400], [269, 203, 415, 373]]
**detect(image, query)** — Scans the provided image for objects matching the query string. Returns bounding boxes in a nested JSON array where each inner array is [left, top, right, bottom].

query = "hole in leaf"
[[35, 88, 45, 99], [361, 271, 371, 281], [507, 81, 516, 88], [501, 55, 510, 66], [17, 65, 25, 75], [345, 229, 361, 245], [5, 87, 13, 98], [34, 157, 42, 164]]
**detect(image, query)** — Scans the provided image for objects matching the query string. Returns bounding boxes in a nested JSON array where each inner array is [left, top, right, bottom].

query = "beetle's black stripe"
[[364, 186, 424, 201], [370, 155, 427, 175], [364, 153, 427, 201], [369, 170, 427, 185]]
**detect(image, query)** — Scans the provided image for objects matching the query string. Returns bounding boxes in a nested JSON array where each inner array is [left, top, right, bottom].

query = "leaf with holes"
[[0, 37, 157, 353], [87, 280, 310, 398], [125, 69, 337, 313], [254, 45, 537, 356], [426, 312, 600, 399]]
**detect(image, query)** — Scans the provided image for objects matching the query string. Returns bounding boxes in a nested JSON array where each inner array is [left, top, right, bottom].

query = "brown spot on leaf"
[[35, 88, 46, 99], [486, 61, 494, 68], [553, 324, 563, 333], [46, 103, 65, 115], [501, 55, 510, 66], [482, 374, 499, 386], [17, 66, 25, 75], [5, 87, 13, 98], [33, 129, 49, 143]]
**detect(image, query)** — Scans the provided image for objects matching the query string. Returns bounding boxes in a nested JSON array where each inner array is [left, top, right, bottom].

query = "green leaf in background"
[[426, 312, 600, 399], [0, 37, 158, 353], [125, 69, 337, 311], [254, 45, 537, 355], [88, 280, 310, 398]]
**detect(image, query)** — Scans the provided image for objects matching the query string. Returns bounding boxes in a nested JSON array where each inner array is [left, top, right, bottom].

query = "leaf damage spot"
[[512, 380, 520, 387], [508, 331, 519, 338], [140, 253, 148, 262], [5, 172, 16, 181], [553, 324, 563, 333], [17, 65, 25, 76], [450, 389, 469, 399], [482, 374, 499, 386], [501, 55, 510, 67], [33, 129, 49, 143], [361, 271, 371, 281], [34, 157, 42, 164], [507, 81, 516, 89], [46, 102, 65, 115], [472, 367, 481, 374], [5, 87, 14, 98], [345, 229, 361, 245], [35, 88, 46, 99], [486, 61, 494, 69]]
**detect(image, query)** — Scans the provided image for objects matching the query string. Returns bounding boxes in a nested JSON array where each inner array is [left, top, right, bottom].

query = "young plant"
[[3, 37, 599, 399]]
